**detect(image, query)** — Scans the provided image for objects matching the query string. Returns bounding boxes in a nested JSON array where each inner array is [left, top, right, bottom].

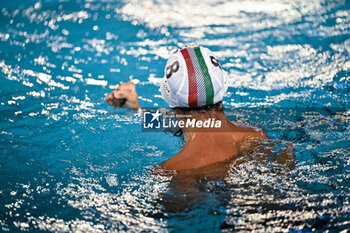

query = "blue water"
[[0, 0, 349, 232]]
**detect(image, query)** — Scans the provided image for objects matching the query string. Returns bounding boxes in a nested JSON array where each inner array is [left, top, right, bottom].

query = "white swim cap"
[[160, 46, 228, 108]]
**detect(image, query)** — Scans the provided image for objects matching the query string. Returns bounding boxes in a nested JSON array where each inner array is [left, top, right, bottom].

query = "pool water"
[[0, 0, 349, 232]]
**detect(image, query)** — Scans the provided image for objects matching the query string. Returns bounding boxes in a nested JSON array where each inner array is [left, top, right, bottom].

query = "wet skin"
[[105, 81, 296, 171], [105, 82, 140, 109]]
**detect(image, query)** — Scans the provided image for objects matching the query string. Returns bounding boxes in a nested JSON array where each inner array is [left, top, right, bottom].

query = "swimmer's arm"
[[274, 144, 297, 169], [105, 81, 171, 114], [105, 81, 141, 110], [105, 81, 182, 135], [239, 138, 297, 169]]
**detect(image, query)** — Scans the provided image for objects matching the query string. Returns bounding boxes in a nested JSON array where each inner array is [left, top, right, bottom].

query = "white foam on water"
[[117, 0, 315, 29]]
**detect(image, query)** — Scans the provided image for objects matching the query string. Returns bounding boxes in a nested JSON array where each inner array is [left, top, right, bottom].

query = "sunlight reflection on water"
[[0, 0, 349, 232]]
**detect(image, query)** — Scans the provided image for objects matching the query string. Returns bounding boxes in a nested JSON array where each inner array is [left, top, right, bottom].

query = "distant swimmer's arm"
[[104, 81, 171, 114], [105, 81, 180, 134], [105, 81, 141, 110]]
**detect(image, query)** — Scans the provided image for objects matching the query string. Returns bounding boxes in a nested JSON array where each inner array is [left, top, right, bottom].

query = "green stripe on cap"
[[194, 47, 214, 105]]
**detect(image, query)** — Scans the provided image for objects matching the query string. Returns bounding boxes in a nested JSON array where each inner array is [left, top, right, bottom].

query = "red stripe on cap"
[[181, 48, 198, 108]]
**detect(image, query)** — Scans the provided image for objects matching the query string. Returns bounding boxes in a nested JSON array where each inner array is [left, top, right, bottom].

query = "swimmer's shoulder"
[[229, 120, 268, 139]]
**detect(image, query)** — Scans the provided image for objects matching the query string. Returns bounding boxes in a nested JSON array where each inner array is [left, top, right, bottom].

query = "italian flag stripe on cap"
[[181, 49, 198, 108], [194, 47, 214, 105]]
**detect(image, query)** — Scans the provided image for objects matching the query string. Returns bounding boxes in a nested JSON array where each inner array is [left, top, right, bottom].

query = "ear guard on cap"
[[160, 77, 177, 108]]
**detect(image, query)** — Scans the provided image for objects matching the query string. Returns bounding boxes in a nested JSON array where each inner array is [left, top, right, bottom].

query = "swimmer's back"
[[161, 122, 268, 171]]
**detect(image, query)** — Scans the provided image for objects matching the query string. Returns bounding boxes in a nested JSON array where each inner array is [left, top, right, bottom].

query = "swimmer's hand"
[[105, 81, 140, 110]]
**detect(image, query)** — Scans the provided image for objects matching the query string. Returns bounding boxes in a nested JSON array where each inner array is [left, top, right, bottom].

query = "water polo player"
[[105, 46, 295, 171]]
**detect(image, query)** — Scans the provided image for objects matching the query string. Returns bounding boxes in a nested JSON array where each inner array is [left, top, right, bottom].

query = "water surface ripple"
[[0, 0, 349, 232]]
